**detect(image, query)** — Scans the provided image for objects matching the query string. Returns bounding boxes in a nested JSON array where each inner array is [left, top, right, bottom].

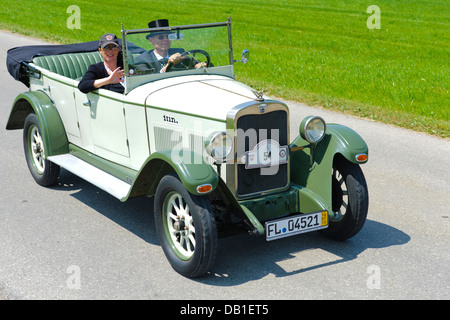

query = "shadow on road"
[[54, 169, 410, 285], [200, 219, 410, 285], [53, 169, 158, 243]]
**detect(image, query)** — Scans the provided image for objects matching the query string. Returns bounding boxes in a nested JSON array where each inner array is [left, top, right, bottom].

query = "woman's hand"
[[108, 67, 125, 84], [93, 67, 124, 89]]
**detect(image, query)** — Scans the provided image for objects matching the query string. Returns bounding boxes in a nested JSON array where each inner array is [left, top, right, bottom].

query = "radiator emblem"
[[258, 104, 267, 113]]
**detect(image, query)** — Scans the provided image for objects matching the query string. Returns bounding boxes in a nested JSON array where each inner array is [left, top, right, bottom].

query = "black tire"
[[23, 113, 60, 186], [154, 174, 218, 278], [320, 155, 369, 241]]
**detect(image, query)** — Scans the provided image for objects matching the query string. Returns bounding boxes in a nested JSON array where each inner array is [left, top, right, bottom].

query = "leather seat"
[[32, 51, 102, 80]]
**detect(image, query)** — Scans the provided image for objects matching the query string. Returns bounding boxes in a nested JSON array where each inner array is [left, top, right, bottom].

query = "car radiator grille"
[[236, 110, 288, 197]]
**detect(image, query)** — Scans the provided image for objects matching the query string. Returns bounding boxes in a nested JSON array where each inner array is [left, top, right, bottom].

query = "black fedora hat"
[[146, 19, 174, 39]]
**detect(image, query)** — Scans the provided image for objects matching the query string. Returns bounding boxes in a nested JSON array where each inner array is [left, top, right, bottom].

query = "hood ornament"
[[252, 89, 265, 102]]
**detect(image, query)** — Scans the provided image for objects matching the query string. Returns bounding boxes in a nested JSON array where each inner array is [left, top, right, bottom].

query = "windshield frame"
[[120, 19, 235, 93]]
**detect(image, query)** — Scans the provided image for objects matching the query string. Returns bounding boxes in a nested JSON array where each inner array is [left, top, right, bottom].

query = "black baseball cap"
[[99, 33, 120, 48]]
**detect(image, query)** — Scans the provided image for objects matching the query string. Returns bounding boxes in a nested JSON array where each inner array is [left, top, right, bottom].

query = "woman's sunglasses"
[[102, 45, 120, 51]]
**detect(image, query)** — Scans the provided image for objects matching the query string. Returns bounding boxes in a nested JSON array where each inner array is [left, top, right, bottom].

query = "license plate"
[[244, 139, 288, 169], [265, 211, 328, 241]]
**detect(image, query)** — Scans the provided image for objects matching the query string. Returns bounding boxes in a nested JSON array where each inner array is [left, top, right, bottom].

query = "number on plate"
[[265, 211, 328, 241]]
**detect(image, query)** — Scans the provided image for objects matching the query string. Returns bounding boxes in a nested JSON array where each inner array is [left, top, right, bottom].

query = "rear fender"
[[6, 91, 68, 156]]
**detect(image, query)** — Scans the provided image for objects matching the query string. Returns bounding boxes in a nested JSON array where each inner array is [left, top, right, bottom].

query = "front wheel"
[[154, 174, 218, 278], [23, 113, 60, 186], [320, 156, 369, 241]]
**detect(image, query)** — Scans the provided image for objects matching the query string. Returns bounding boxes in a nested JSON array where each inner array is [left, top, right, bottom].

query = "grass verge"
[[1, 0, 448, 137]]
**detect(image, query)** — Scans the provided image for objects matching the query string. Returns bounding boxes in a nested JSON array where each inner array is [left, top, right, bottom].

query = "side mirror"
[[241, 49, 250, 64], [234, 49, 250, 64]]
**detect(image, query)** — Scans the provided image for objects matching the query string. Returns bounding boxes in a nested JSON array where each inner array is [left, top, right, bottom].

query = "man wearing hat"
[[78, 33, 125, 93], [134, 19, 186, 73]]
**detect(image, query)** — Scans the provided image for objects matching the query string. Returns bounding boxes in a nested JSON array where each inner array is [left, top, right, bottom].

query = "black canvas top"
[[6, 40, 144, 87]]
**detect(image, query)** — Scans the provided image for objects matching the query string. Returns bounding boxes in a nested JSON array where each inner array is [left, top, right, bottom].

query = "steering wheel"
[[166, 49, 211, 72]]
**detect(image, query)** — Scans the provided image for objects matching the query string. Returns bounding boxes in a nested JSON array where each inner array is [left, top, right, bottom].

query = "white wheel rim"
[[30, 126, 45, 174], [332, 168, 349, 221], [165, 192, 196, 259]]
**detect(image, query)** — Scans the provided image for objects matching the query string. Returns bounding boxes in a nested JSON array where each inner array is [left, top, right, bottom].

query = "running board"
[[48, 154, 131, 201]]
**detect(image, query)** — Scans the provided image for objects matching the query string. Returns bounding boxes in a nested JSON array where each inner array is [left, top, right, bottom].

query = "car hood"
[[128, 75, 263, 121]]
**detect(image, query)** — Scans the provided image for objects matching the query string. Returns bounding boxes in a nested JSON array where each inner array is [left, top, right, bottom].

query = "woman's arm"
[[78, 64, 124, 93]]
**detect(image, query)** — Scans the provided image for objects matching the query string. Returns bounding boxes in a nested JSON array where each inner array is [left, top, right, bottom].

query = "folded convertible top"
[[6, 41, 100, 87], [6, 40, 144, 87]]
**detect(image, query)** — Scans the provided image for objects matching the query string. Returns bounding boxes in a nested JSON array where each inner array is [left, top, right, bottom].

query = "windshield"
[[122, 22, 233, 92]]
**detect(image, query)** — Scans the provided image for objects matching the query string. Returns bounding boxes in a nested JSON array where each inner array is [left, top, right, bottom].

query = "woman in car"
[[78, 33, 125, 94]]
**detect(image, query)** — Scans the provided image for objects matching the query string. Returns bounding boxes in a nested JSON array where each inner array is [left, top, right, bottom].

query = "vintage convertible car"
[[6, 19, 369, 277]]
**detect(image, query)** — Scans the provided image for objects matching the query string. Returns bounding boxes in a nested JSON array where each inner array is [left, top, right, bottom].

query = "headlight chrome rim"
[[205, 131, 233, 161], [300, 116, 326, 144]]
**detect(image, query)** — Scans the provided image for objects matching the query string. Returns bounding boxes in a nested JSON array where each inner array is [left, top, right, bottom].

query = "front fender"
[[290, 123, 368, 211], [6, 91, 68, 156], [325, 124, 369, 164], [128, 149, 219, 198]]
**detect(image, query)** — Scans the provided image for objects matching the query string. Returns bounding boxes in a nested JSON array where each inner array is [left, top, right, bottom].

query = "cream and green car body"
[[6, 20, 369, 277]]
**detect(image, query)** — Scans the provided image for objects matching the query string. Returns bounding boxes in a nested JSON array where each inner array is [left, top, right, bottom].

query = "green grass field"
[[1, 0, 448, 137]]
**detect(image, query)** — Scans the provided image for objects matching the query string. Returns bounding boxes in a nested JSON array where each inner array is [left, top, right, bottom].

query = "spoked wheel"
[[154, 174, 217, 278], [23, 113, 60, 186], [320, 156, 369, 241], [164, 191, 197, 259]]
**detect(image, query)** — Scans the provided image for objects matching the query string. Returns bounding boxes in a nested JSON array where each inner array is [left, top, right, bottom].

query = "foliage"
[[1, 0, 448, 137]]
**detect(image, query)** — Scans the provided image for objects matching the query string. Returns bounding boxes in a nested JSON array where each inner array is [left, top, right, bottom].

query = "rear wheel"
[[23, 113, 60, 186], [320, 156, 369, 240], [154, 174, 217, 278]]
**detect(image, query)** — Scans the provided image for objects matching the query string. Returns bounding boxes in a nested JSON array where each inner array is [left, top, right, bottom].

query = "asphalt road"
[[0, 30, 449, 300]]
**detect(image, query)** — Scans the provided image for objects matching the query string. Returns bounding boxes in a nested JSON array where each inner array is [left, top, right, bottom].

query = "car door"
[[45, 78, 83, 147], [74, 88, 95, 153], [74, 89, 130, 166]]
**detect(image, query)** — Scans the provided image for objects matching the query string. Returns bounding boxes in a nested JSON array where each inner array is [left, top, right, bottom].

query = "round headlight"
[[300, 116, 326, 144], [205, 131, 233, 160]]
